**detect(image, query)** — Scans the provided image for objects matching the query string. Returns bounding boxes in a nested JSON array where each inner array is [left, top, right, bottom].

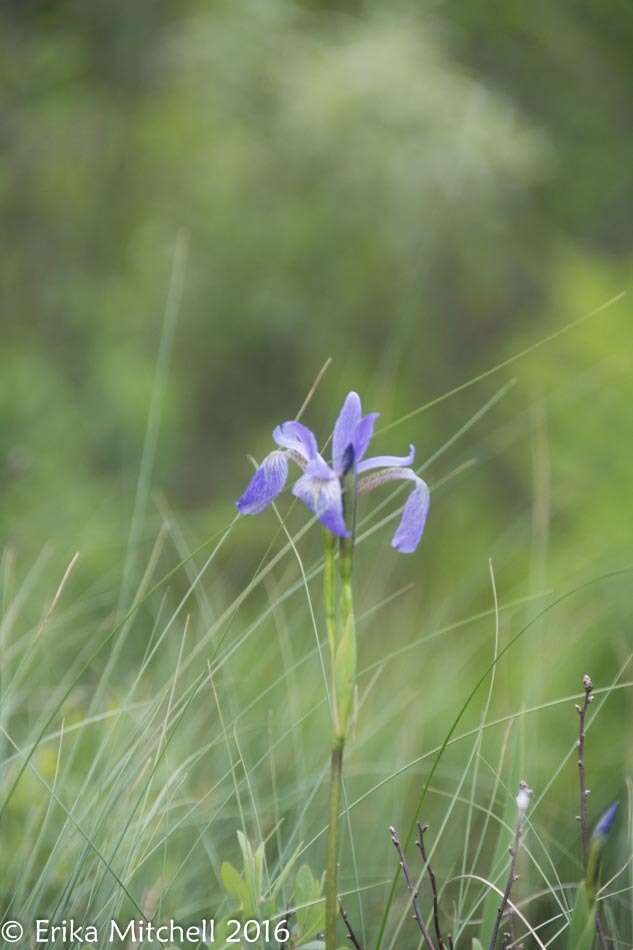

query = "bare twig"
[[488, 781, 531, 950], [416, 822, 446, 949], [576, 673, 593, 858], [389, 825, 436, 950], [575, 674, 608, 950], [339, 901, 363, 949]]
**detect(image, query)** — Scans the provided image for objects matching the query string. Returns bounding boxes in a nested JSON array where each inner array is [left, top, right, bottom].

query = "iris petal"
[[352, 412, 379, 463], [292, 464, 349, 537], [391, 480, 430, 553], [357, 464, 429, 553], [236, 451, 289, 515], [305, 454, 337, 479], [272, 421, 318, 462], [332, 392, 362, 472], [357, 444, 415, 473]]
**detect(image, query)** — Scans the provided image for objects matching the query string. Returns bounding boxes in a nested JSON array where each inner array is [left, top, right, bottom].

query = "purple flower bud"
[[592, 801, 618, 840]]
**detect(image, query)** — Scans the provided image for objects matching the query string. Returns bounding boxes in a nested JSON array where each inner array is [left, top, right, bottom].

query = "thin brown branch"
[[388, 825, 436, 950], [575, 674, 608, 950], [416, 822, 446, 949], [488, 781, 530, 950], [338, 901, 363, 949], [576, 673, 593, 859]]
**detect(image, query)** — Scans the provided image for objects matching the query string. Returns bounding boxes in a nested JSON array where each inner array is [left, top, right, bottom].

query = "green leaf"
[[294, 864, 325, 946], [213, 919, 231, 945], [567, 881, 597, 950], [254, 841, 265, 897], [236, 830, 261, 913], [472, 940, 484, 950], [237, 829, 254, 870], [220, 861, 253, 917], [270, 840, 303, 903]]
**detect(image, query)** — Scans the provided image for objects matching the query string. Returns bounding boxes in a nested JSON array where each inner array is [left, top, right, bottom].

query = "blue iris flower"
[[236, 391, 430, 553]]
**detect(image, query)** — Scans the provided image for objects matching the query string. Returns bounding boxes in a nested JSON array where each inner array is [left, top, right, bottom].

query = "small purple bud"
[[592, 801, 619, 840]]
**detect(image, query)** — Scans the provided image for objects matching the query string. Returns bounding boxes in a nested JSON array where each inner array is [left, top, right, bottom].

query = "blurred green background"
[[1, 0, 632, 944]]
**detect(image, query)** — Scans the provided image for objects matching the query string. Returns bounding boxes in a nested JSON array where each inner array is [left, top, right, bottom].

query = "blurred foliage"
[[2, 0, 630, 572]]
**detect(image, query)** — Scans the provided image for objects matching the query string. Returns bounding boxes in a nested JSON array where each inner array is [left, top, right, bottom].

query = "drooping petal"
[[292, 460, 349, 537], [391, 480, 430, 554], [272, 421, 318, 463], [357, 464, 429, 553], [352, 412, 379, 463], [357, 444, 416, 474], [236, 451, 289, 515], [332, 392, 362, 473]]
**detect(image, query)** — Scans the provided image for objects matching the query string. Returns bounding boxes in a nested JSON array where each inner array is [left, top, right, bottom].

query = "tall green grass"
[[1, 299, 631, 948]]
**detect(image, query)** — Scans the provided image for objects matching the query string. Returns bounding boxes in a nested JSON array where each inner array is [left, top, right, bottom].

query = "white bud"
[[516, 779, 532, 816]]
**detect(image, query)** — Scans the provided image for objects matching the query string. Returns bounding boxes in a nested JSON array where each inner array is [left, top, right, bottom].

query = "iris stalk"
[[235, 391, 430, 947], [324, 482, 357, 949]]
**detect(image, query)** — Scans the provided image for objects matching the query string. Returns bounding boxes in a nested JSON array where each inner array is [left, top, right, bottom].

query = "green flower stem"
[[323, 529, 338, 669], [323, 520, 357, 949], [336, 532, 356, 738], [325, 734, 345, 949]]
